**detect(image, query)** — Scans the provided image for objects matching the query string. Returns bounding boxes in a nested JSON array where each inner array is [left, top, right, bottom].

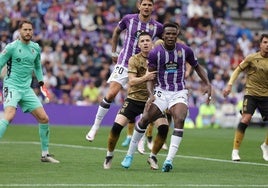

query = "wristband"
[[39, 81, 44, 87]]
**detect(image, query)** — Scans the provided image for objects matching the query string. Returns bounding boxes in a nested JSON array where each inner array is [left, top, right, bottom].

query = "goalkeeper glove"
[[39, 81, 50, 103]]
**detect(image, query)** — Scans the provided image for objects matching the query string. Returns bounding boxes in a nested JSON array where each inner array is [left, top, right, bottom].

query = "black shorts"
[[118, 98, 146, 121], [242, 95, 268, 121]]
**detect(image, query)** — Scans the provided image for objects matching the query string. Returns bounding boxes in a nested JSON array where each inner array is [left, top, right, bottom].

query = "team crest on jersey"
[[149, 24, 154, 30], [177, 50, 182, 58], [32, 49, 35, 54]]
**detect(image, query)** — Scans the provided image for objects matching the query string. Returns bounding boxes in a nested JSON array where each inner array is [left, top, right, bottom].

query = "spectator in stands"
[[236, 22, 253, 41], [237, 0, 248, 17], [187, 0, 203, 19], [118, 0, 133, 17], [201, 0, 213, 19], [93, 6, 107, 32], [82, 80, 100, 105], [196, 102, 217, 128], [0, 13, 10, 36], [211, 0, 229, 20], [55, 68, 71, 99], [261, 12, 268, 30]]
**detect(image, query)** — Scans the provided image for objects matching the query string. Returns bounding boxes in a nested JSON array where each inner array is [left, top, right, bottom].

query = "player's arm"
[[144, 66, 157, 111], [0, 44, 12, 75], [33, 46, 50, 101], [223, 57, 249, 97], [223, 66, 243, 97], [111, 26, 122, 63], [128, 57, 156, 86], [194, 64, 212, 103], [128, 70, 156, 87], [146, 66, 157, 99]]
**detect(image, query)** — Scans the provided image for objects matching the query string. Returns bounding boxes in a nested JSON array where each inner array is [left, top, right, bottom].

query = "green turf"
[[0, 125, 268, 188]]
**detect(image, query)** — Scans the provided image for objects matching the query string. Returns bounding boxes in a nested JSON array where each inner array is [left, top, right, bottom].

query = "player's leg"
[[0, 87, 18, 138], [121, 121, 134, 147], [162, 103, 187, 172], [105, 98, 143, 169], [0, 107, 16, 138], [232, 121, 248, 161], [259, 98, 268, 161], [138, 118, 153, 154], [121, 103, 163, 168], [86, 81, 122, 141], [161, 110, 172, 150], [162, 90, 189, 172], [261, 129, 268, 161], [146, 123, 154, 150], [86, 65, 128, 142], [31, 107, 59, 163], [25, 88, 59, 163], [104, 114, 128, 169], [147, 117, 169, 170], [232, 95, 255, 161], [137, 133, 146, 154]]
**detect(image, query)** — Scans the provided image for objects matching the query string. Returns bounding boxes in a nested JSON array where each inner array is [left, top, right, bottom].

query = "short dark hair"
[[163, 22, 179, 30], [260, 33, 268, 43], [18, 19, 33, 29], [138, 31, 151, 39], [139, 0, 154, 4]]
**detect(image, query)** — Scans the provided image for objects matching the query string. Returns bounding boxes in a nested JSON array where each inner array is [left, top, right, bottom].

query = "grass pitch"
[[0, 125, 268, 188]]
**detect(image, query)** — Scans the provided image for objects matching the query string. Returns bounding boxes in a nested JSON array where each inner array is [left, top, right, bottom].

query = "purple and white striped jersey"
[[117, 14, 163, 68], [148, 43, 198, 92]]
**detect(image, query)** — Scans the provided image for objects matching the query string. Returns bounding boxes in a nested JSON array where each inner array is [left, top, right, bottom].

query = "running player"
[[223, 33, 268, 162]]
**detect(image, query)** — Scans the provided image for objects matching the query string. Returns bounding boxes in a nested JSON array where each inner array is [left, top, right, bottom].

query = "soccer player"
[[121, 22, 212, 172], [223, 33, 268, 162], [85, 0, 163, 142], [0, 20, 59, 163], [103, 31, 169, 170]]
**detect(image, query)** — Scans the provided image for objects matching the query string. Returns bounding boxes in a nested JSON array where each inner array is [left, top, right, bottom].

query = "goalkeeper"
[[0, 19, 59, 163]]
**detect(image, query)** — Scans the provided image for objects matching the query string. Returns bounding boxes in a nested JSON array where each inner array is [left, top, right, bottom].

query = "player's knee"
[[111, 122, 124, 135], [135, 122, 147, 133], [105, 89, 120, 102], [237, 122, 248, 133], [39, 115, 49, 124], [157, 124, 169, 138], [100, 97, 112, 108]]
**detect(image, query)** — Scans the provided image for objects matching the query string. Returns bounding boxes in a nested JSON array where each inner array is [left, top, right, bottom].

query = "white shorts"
[[107, 65, 128, 89], [153, 87, 189, 112]]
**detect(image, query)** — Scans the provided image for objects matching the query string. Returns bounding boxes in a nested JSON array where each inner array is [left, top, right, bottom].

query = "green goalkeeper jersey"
[[0, 39, 43, 89]]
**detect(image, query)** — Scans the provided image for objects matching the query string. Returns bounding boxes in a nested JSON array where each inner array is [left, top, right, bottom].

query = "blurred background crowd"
[[0, 0, 267, 127]]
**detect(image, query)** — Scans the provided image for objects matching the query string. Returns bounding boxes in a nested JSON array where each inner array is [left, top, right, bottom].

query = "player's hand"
[[203, 83, 212, 104], [145, 95, 155, 111], [39, 82, 50, 103], [145, 70, 157, 81], [111, 52, 119, 64], [223, 85, 232, 98]]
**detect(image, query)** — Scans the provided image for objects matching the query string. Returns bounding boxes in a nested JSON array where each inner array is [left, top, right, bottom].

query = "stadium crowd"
[[0, 0, 267, 125]]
